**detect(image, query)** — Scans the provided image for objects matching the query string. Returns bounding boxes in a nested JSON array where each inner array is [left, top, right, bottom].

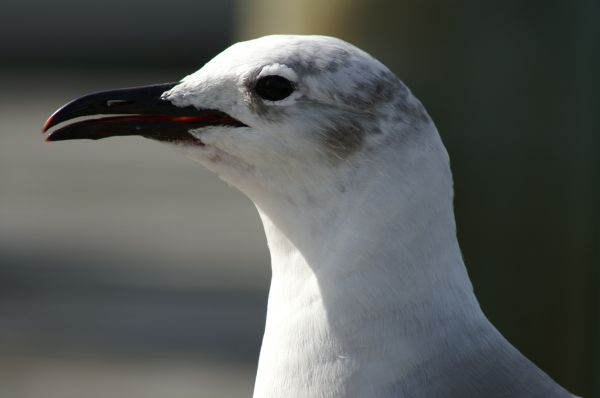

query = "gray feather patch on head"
[[237, 36, 433, 160], [316, 68, 431, 160]]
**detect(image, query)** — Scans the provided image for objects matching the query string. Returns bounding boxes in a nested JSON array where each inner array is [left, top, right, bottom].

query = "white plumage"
[[162, 36, 574, 397]]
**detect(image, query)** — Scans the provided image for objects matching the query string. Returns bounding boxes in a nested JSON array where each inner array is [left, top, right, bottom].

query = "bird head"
[[43, 35, 438, 221]]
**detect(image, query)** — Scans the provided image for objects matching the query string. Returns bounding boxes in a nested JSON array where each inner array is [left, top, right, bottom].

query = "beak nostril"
[[106, 99, 134, 107]]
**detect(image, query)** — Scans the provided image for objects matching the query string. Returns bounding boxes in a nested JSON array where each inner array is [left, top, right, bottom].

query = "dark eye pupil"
[[255, 75, 295, 101]]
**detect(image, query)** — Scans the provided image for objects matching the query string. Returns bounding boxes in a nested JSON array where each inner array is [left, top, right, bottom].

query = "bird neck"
[[252, 133, 495, 397]]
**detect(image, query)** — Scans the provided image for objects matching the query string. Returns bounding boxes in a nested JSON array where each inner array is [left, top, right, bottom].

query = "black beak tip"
[[44, 130, 62, 142], [43, 114, 56, 133], [43, 127, 67, 142]]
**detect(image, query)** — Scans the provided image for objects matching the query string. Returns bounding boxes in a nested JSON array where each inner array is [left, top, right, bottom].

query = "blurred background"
[[0, 0, 597, 396]]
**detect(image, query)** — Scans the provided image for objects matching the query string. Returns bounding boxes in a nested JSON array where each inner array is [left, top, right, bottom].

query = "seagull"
[[43, 35, 576, 397]]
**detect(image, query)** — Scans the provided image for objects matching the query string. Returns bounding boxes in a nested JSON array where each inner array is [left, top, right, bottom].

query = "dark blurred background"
[[0, 0, 597, 397]]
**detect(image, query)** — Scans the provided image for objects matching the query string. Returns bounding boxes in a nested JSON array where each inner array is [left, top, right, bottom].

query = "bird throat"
[[251, 179, 486, 397]]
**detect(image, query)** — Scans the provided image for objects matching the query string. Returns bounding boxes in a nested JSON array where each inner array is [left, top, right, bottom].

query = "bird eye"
[[255, 75, 295, 101]]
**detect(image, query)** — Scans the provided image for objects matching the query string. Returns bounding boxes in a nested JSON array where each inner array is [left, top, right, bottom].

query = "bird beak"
[[42, 82, 245, 144]]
